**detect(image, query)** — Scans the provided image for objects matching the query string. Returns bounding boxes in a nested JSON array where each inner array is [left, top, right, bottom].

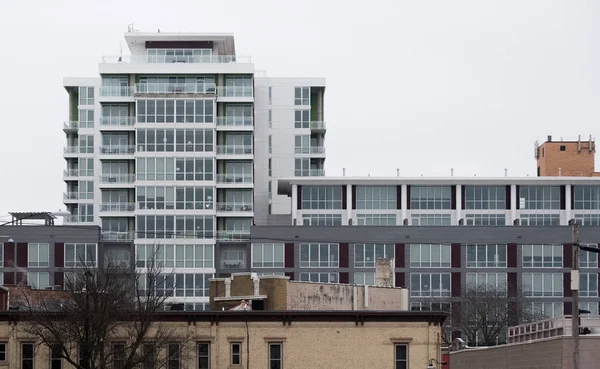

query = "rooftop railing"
[[135, 82, 216, 94], [102, 55, 251, 64]]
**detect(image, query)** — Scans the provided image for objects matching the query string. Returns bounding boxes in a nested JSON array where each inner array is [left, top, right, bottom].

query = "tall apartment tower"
[[535, 135, 597, 176], [62, 31, 326, 309]]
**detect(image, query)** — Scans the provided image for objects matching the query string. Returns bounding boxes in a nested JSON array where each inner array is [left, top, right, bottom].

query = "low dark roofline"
[[0, 310, 447, 325]]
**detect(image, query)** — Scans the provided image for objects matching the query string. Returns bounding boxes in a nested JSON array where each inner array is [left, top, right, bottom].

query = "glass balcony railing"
[[100, 145, 135, 155], [216, 145, 253, 155], [101, 231, 135, 242], [63, 121, 79, 131], [215, 86, 253, 98], [220, 259, 247, 269], [310, 146, 326, 154], [100, 203, 135, 212], [99, 117, 135, 127], [63, 169, 78, 177], [102, 55, 251, 64], [64, 146, 78, 154], [135, 83, 216, 94], [63, 192, 78, 200], [217, 231, 250, 242], [64, 215, 94, 224], [100, 174, 135, 184], [216, 174, 253, 184], [216, 202, 253, 212], [310, 121, 326, 130], [216, 116, 253, 127], [99, 86, 134, 97], [309, 169, 325, 176]]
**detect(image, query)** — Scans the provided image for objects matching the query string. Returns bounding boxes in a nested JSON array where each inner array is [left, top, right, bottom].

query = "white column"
[[401, 184, 408, 224], [291, 184, 298, 225], [346, 184, 353, 225], [510, 184, 517, 225], [253, 277, 260, 296], [225, 279, 231, 297], [456, 184, 462, 225], [565, 184, 572, 224]]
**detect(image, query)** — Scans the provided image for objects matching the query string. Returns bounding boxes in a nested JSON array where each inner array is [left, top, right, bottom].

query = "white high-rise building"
[[62, 31, 326, 309]]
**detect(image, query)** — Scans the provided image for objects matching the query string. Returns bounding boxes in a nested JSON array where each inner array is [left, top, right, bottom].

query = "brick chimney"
[[375, 258, 393, 287]]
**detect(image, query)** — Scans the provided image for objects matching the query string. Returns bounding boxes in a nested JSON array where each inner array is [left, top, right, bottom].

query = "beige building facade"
[[0, 310, 445, 369]]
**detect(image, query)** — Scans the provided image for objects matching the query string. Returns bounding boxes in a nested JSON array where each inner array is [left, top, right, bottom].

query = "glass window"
[[0, 244, 3, 267], [354, 272, 375, 286], [22, 343, 34, 369], [78, 86, 94, 105], [294, 87, 310, 105], [137, 128, 213, 153], [356, 214, 396, 226], [394, 344, 408, 369], [518, 186, 560, 210], [136, 244, 213, 269], [579, 302, 599, 315], [519, 214, 560, 226], [356, 186, 397, 210], [28, 243, 49, 267], [78, 109, 94, 128], [136, 99, 213, 123], [231, 343, 241, 366], [224, 76, 252, 97], [113, 344, 125, 369], [78, 181, 94, 200], [146, 49, 213, 63], [28, 272, 50, 289], [294, 135, 310, 154], [411, 214, 451, 226], [573, 185, 600, 209], [465, 214, 506, 226], [168, 344, 180, 369], [78, 135, 94, 154], [268, 343, 283, 369], [531, 302, 563, 318], [522, 273, 563, 297], [50, 343, 62, 369], [410, 186, 452, 209], [140, 273, 211, 297], [410, 273, 451, 297], [580, 245, 599, 268], [410, 302, 451, 312], [409, 244, 451, 268], [294, 110, 310, 128], [65, 243, 97, 267], [302, 214, 342, 226], [354, 244, 394, 268], [466, 244, 507, 268], [301, 186, 343, 209], [252, 243, 284, 268], [142, 344, 156, 369], [575, 214, 600, 226], [522, 244, 562, 268], [299, 243, 339, 268], [299, 272, 338, 283], [136, 215, 213, 240], [198, 342, 210, 369], [580, 273, 598, 297], [466, 273, 507, 290], [464, 186, 506, 209]]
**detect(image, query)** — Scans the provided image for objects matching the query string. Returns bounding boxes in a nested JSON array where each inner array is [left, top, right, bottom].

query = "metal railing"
[[216, 174, 253, 184], [102, 55, 251, 64], [101, 231, 136, 242], [99, 117, 135, 127], [216, 231, 251, 242], [63, 192, 78, 200], [220, 260, 247, 269], [100, 145, 135, 155], [310, 121, 326, 130], [216, 145, 253, 155], [100, 203, 136, 212], [216, 116, 253, 127], [63, 215, 93, 224], [99, 174, 135, 184], [215, 86, 253, 98], [99, 86, 134, 97], [63, 121, 79, 130], [135, 82, 216, 94], [216, 202, 253, 212]]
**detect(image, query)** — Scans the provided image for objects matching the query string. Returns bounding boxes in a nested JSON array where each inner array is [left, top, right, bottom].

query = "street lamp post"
[[570, 219, 580, 369]]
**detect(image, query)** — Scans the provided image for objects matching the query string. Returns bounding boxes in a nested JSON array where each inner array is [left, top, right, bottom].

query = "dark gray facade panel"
[[1, 225, 101, 243]]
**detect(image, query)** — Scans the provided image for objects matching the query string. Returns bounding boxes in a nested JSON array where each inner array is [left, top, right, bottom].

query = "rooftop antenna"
[[342, 168, 346, 177], [118, 42, 123, 62], [396, 168, 400, 177], [504, 168, 508, 177], [127, 23, 134, 33], [450, 168, 454, 177]]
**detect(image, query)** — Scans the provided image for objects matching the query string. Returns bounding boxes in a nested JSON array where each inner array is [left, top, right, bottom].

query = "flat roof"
[[124, 32, 236, 55], [277, 176, 600, 196]]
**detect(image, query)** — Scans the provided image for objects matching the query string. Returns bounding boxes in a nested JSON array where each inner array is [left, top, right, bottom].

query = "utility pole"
[[570, 219, 580, 369]]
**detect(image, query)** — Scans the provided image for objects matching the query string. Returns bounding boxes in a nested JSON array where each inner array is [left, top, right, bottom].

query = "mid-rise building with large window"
[[250, 177, 600, 319], [61, 31, 326, 309]]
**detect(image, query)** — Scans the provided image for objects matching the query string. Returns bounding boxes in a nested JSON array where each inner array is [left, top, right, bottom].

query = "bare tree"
[[15, 251, 191, 369], [438, 282, 544, 347]]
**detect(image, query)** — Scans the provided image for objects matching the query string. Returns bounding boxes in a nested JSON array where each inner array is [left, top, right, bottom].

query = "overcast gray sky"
[[0, 0, 598, 216]]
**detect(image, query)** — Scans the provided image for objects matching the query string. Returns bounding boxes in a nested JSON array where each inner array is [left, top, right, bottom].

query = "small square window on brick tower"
[[535, 135, 597, 176]]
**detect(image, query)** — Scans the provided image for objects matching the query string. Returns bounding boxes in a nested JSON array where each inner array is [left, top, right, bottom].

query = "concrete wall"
[[449, 336, 600, 369]]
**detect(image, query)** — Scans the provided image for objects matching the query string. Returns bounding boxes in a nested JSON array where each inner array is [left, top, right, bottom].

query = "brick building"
[[535, 135, 598, 177]]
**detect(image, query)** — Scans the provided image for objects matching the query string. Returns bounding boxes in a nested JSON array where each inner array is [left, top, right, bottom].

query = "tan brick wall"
[[0, 320, 442, 369], [449, 336, 600, 369], [537, 141, 595, 176]]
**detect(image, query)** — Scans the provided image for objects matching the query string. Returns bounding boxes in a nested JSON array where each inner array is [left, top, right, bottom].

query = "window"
[[466, 273, 507, 289], [294, 158, 310, 177], [299, 272, 338, 283], [580, 273, 598, 297], [22, 343, 34, 369], [136, 157, 214, 181], [224, 76, 252, 97], [575, 214, 600, 226], [75, 204, 94, 223], [136, 215, 214, 239], [78, 180, 94, 200], [464, 186, 506, 209], [466, 244, 507, 268], [560, 145, 566, 151], [106, 250, 130, 267], [356, 214, 396, 225], [142, 344, 156, 369], [268, 135, 272, 154], [198, 342, 210, 369], [79, 86, 94, 105], [522, 273, 563, 297], [294, 110, 310, 128], [79, 135, 94, 154], [268, 343, 283, 369], [28, 272, 50, 289], [356, 186, 396, 209], [465, 214, 506, 226], [579, 302, 599, 315], [519, 214, 560, 226], [0, 343, 6, 362], [140, 273, 211, 297], [411, 214, 451, 226], [252, 243, 284, 268], [294, 87, 310, 105], [136, 99, 214, 123], [168, 344, 180, 369], [137, 128, 214, 152], [410, 273, 451, 297], [224, 104, 252, 126], [78, 159, 94, 177], [522, 244, 562, 268], [294, 135, 310, 154], [113, 343, 125, 369], [301, 186, 343, 209], [146, 49, 212, 63], [579, 246, 598, 268], [268, 86, 272, 104], [101, 76, 130, 97], [268, 110, 272, 128], [355, 244, 394, 268], [231, 342, 241, 366], [65, 243, 97, 267], [531, 302, 563, 318], [573, 186, 600, 209], [302, 214, 342, 226], [394, 344, 408, 369], [299, 243, 339, 268], [79, 109, 94, 128], [518, 186, 560, 210], [268, 181, 272, 200], [410, 302, 451, 312], [354, 272, 375, 286], [136, 244, 214, 268], [28, 243, 49, 267], [410, 186, 452, 209], [137, 75, 215, 93], [409, 244, 451, 268]]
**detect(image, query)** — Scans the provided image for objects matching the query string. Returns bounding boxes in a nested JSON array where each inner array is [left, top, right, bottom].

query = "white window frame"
[[522, 272, 563, 297], [28, 243, 50, 268], [294, 87, 310, 105], [28, 272, 50, 289], [251, 243, 284, 268], [299, 243, 339, 268], [353, 272, 376, 286], [65, 243, 98, 268], [466, 244, 507, 268], [299, 272, 338, 283], [522, 244, 562, 268], [410, 273, 451, 297], [580, 273, 598, 297], [354, 244, 394, 268], [409, 244, 451, 268]]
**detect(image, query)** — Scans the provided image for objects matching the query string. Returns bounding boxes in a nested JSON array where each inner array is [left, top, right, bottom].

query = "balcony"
[[216, 145, 253, 156], [63, 121, 79, 133], [217, 231, 250, 242], [216, 174, 253, 185], [63, 146, 79, 156], [63, 215, 94, 224], [63, 192, 78, 201], [134, 83, 216, 95], [102, 55, 251, 64], [99, 174, 135, 184], [100, 203, 135, 212], [216, 86, 253, 101], [63, 169, 78, 178], [99, 117, 135, 129], [101, 231, 135, 242], [310, 121, 326, 131], [100, 145, 135, 155], [216, 117, 253, 130], [99, 86, 134, 97], [216, 202, 253, 213], [309, 169, 325, 176]]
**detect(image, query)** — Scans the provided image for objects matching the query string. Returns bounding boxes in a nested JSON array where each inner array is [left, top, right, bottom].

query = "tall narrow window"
[[142, 344, 156, 369], [113, 343, 125, 369], [231, 342, 241, 365], [51, 344, 62, 369], [22, 343, 34, 369], [198, 342, 210, 369], [168, 344, 180, 369], [0, 343, 6, 362], [394, 344, 408, 369], [269, 343, 283, 369]]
